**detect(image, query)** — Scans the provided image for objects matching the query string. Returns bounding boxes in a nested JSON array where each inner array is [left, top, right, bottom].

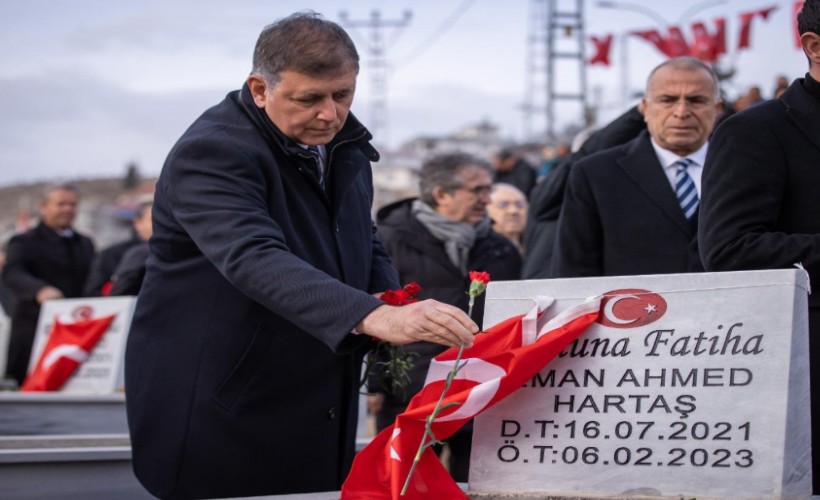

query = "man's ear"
[[246, 75, 269, 108], [802, 32, 820, 67], [432, 186, 449, 206]]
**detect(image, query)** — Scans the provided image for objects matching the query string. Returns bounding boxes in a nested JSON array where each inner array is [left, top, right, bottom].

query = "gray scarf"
[[411, 200, 492, 276]]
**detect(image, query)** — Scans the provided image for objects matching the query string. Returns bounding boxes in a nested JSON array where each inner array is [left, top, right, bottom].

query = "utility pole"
[[522, 0, 549, 141], [524, 0, 589, 142], [339, 10, 412, 147], [546, 0, 589, 140]]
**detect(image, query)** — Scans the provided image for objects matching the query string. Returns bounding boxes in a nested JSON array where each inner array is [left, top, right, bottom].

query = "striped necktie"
[[674, 158, 698, 220], [305, 146, 323, 186]]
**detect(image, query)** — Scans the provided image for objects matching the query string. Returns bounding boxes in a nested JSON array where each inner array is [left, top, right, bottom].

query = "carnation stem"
[[400, 296, 475, 495]]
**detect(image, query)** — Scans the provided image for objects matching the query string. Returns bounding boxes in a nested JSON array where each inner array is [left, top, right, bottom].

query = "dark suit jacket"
[[552, 131, 703, 278], [2, 223, 94, 382], [125, 85, 399, 499]]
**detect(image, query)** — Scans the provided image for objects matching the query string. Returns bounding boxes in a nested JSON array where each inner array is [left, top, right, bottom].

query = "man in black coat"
[[552, 57, 721, 278], [521, 105, 646, 279], [124, 12, 478, 500], [2, 184, 94, 384], [369, 152, 522, 482], [699, 1, 820, 492]]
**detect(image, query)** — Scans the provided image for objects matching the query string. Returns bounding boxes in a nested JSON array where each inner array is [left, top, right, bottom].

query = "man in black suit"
[[521, 105, 645, 279], [2, 184, 94, 384], [699, 1, 820, 492], [552, 57, 721, 278], [124, 12, 478, 500]]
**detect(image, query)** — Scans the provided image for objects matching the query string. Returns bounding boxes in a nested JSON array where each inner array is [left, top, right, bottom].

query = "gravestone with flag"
[[24, 296, 137, 393], [342, 295, 602, 499]]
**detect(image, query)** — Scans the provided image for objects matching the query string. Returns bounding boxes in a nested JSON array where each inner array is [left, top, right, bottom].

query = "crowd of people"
[[0, 2, 818, 498]]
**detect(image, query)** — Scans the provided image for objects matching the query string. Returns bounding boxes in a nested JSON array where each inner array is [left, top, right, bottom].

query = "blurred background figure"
[[370, 152, 521, 482], [487, 183, 528, 254], [84, 200, 153, 296], [107, 202, 153, 296], [536, 141, 570, 181], [0, 250, 11, 316], [2, 184, 94, 385], [491, 148, 536, 198], [773, 74, 790, 98]]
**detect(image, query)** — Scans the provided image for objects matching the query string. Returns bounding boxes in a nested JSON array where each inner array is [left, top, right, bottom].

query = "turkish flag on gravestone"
[[342, 296, 601, 500], [21, 315, 116, 391]]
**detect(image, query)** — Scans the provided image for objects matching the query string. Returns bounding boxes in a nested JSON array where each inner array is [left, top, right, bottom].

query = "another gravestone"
[[28, 296, 137, 393]]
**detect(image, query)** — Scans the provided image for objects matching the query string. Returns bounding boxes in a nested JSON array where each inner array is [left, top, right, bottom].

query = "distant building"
[[398, 120, 503, 160]]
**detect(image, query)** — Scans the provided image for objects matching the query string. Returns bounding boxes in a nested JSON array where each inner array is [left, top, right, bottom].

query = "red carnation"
[[468, 270, 491, 285]]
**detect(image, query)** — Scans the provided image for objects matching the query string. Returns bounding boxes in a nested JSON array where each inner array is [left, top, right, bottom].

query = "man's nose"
[[673, 99, 692, 117], [317, 97, 338, 122]]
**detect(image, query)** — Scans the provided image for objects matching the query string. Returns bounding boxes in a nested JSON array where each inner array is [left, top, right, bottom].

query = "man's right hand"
[[356, 299, 478, 348], [35, 286, 64, 304]]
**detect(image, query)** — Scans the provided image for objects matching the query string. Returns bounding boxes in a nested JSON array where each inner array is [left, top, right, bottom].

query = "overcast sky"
[[0, 0, 807, 186]]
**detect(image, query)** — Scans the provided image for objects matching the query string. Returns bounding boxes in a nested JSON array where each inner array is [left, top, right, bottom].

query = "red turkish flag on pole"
[[589, 34, 614, 66], [342, 296, 601, 499], [21, 315, 116, 391], [631, 29, 672, 56], [690, 18, 726, 62], [665, 26, 691, 57], [738, 5, 778, 49]]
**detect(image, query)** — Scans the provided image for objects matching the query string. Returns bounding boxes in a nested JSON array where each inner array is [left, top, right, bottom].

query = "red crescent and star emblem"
[[71, 305, 94, 321], [597, 288, 667, 329]]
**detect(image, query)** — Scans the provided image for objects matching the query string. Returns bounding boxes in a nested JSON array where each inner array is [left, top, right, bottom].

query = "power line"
[[394, 0, 478, 70]]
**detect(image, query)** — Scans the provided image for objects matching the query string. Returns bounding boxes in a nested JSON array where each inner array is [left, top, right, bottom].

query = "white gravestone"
[[0, 311, 10, 379], [29, 296, 137, 394], [470, 269, 811, 499]]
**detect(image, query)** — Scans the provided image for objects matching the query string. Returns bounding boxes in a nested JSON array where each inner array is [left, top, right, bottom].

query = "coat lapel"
[[617, 132, 693, 236], [781, 79, 820, 154]]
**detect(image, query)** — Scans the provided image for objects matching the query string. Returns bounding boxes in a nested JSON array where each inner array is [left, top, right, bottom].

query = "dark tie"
[[674, 158, 698, 220], [305, 146, 323, 186]]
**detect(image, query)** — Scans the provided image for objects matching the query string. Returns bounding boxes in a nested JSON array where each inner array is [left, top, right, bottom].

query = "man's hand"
[[35, 286, 63, 304], [357, 299, 478, 348], [366, 393, 384, 415]]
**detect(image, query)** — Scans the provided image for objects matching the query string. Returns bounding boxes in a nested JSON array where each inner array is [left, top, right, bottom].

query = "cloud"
[[0, 71, 226, 186]]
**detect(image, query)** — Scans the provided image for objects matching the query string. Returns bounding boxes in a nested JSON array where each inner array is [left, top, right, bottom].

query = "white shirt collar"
[[649, 138, 708, 168]]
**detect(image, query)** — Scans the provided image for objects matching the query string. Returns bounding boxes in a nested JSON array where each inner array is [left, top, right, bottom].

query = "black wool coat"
[[521, 105, 646, 279], [551, 131, 704, 278], [698, 77, 820, 493], [125, 85, 399, 499], [2, 223, 94, 383]]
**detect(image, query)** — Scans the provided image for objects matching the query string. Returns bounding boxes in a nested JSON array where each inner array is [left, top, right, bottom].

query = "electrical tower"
[[523, 0, 589, 141], [339, 10, 412, 147]]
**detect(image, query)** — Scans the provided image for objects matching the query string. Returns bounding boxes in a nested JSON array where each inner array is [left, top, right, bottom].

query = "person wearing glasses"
[[487, 183, 528, 254], [369, 152, 521, 482]]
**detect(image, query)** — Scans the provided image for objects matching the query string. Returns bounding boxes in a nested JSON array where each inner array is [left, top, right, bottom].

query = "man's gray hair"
[[646, 56, 721, 98], [418, 152, 492, 207], [251, 11, 359, 86], [41, 182, 80, 203]]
